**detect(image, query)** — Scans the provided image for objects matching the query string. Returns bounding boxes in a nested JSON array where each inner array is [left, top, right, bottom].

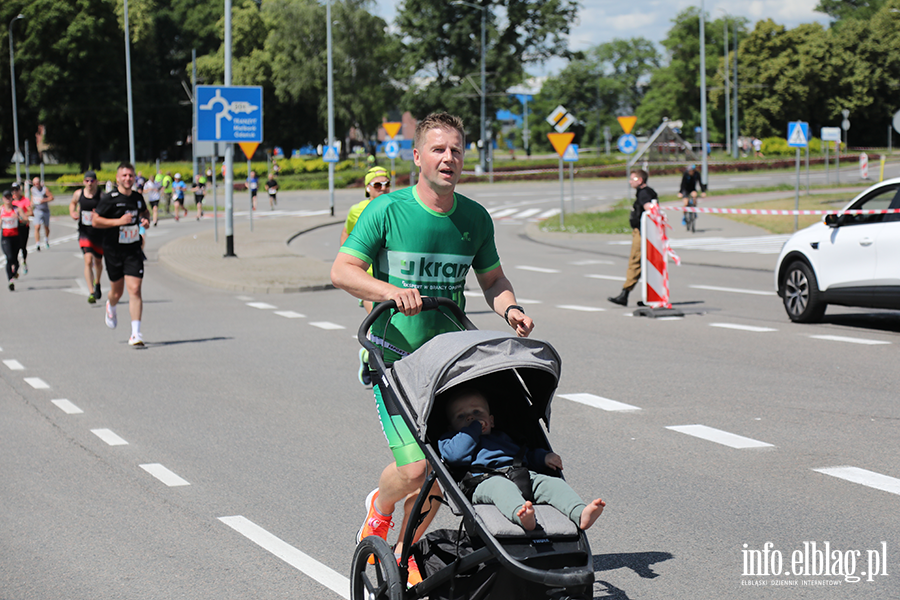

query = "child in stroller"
[[439, 387, 606, 532]]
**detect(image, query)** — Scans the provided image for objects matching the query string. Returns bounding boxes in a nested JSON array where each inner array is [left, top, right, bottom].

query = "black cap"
[[85, 170, 97, 179]]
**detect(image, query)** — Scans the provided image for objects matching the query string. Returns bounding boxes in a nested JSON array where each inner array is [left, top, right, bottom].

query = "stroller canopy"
[[388, 330, 562, 440]]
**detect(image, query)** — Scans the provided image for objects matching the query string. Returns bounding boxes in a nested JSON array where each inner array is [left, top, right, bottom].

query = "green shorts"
[[373, 383, 425, 467]]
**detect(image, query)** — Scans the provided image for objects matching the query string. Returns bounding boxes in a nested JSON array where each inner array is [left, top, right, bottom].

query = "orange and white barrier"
[[663, 206, 900, 216], [640, 204, 680, 309]]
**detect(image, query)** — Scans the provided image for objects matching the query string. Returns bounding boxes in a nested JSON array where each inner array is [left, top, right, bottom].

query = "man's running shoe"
[[105, 301, 117, 329], [45, 242, 50, 250], [358, 348, 372, 386], [128, 334, 145, 347], [403, 554, 423, 587], [22, 261, 27, 275], [8, 282, 13, 291], [88, 294, 96, 304], [94, 282, 102, 300], [356, 489, 392, 544]]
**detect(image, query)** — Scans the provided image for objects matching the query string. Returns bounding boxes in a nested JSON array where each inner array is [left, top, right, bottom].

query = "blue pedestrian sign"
[[322, 146, 340, 163], [384, 141, 400, 159], [617, 134, 638, 154], [787, 121, 809, 148], [197, 86, 263, 143], [562, 143, 579, 162]]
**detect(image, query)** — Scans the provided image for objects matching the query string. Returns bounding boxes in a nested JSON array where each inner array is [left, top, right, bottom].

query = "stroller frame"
[[350, 297, 595, 600]]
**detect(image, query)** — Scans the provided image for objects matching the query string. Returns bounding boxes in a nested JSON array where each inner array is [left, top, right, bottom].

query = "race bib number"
[[81, 212, 93, 226], [1, 215, 17, 230], [119, 224, 139, 244]]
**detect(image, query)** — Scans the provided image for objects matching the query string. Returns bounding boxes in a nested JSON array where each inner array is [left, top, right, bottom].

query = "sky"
[[370, 0, 832, 80]]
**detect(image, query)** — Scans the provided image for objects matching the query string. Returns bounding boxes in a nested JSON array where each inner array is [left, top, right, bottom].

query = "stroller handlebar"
[[357, 296, 470, 348]]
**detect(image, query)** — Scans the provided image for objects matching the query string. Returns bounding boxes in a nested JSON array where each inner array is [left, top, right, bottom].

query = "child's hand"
[[545, 452, 563, 471]]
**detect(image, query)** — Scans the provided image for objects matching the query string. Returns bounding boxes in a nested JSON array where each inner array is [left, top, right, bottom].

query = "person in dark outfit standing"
[[608, 169, 658, 307]]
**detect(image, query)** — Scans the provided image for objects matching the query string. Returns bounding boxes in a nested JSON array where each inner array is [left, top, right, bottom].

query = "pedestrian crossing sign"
[[562, 144, 579, 162], [323, 146, 340, 163], [787, 121, 809, 148]]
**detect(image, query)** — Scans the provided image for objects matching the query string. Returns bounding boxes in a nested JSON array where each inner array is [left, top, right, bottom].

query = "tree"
[[394, 0, 579, 143], [527, 38, 660, 152], [815, 0, 887, 22]]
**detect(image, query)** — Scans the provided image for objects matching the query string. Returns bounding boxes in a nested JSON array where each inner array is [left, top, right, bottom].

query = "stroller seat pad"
[[474, 504, 579, 539]]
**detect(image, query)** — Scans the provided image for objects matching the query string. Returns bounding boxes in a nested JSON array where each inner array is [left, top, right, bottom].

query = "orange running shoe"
[[356, 489, 393, 544], [404, 554, 423, 587]]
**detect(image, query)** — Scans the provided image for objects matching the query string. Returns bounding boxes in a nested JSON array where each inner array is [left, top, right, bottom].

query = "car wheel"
[[782, 261, 826, 323]]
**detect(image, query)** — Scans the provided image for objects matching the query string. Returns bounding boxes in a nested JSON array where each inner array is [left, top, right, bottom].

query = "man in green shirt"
[[332, 112, 533, 577]]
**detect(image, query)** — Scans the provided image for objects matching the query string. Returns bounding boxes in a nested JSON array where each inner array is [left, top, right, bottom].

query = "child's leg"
[[472, 476, 534, 529], [531, 473, 605, 530]]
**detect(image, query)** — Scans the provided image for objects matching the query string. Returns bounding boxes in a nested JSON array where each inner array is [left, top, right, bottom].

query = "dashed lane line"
[[557, 305, 606, 312], [809, 335, 891, 346], [558, 393, 640, 411], [91, 428, 129, 446], [51, 399, 83, 414], [309, 322, 346, 330], [689, 284, 776, 296], [516, 265, 561, 274], [666, 424, 774, 449], [24, 377, 49, 389], [139, 463, 190, 487], [3, 359, 24, 370], [246, 302, 277, 310], [274, 311, 306, 319], [709, 323, 778, 333], [219, 516, 350, 599], [585, 274, 626, 282], [813, 467, 900, 496]]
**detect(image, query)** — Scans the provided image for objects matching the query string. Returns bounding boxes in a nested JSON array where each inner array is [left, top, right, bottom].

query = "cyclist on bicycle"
[[677, 164, 704, 225]]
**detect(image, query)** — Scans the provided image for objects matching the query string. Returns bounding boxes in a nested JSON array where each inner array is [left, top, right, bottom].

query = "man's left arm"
[[475, 265, 534, 337]]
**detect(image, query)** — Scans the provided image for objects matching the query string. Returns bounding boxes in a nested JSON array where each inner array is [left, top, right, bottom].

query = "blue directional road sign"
[[787, 121, 809, 148], [617, 134, 638, 154], [197, 86, 263, 143], [322, 146, 340, 163], [562, 143, 579, 162], [384, 141, 400, 159]]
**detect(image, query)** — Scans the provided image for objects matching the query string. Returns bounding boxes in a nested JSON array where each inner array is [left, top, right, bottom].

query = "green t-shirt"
[[340, 186, 501, 361]]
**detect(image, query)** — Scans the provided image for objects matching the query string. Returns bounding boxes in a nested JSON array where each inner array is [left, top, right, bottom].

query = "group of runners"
[[1, 178, 55, 291]]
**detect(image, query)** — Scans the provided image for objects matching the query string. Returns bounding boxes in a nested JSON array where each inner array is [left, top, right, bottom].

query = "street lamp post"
[[327, 0, 335, 216], [123, 0, 136, 164], [454, 1, 487, 174], [8, 14, 24, 184]]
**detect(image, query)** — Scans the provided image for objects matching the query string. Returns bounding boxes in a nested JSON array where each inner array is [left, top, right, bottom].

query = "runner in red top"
[[2, 189, 26, 291]]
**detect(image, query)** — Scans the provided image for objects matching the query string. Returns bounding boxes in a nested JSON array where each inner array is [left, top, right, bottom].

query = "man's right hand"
[[389, 287, 423, 316]]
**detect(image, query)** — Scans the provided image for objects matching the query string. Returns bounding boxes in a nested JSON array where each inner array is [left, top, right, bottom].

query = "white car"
[[775, 177, 900, 323]]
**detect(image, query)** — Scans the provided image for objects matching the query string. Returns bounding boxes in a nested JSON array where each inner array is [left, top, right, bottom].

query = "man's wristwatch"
[[504, 304, 525, 326]]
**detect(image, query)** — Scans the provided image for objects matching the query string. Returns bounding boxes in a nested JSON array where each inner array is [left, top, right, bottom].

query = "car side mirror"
[[824, 214, 841, 228]]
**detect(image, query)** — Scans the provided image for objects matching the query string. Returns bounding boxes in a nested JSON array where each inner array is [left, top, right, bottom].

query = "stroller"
[[350, 297, 595, 600]]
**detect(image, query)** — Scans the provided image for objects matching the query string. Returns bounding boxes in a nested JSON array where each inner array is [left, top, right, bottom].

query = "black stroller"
[[350, 297, 595, 600]]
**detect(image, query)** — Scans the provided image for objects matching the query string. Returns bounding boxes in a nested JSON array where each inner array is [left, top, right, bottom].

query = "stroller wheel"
[[350, 536, 404, 600]]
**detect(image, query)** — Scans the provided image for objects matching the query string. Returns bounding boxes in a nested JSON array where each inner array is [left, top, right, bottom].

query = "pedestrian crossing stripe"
[[787, 122, 808, 148]]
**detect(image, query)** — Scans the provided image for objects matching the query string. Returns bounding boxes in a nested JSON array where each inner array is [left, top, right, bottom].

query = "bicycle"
[[684, 198, 697, 233]]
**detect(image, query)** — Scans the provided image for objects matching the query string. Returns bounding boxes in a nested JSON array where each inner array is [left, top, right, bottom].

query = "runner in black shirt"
[[69, 171, 105, 303], [92, 162, 150, 347]]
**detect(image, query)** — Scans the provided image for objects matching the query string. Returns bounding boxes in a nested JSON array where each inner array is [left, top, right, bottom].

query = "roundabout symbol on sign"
[[617, 134, 638, 154], [384, 141, 400, 159]]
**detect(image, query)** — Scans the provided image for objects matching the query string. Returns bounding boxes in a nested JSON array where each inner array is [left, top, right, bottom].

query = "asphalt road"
[[2, 171, 899, 599]]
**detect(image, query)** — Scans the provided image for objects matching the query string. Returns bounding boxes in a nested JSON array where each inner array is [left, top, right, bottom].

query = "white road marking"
[[537, 208, 560, 219], [809, 335, 890, 346], [219, 516, 350, 599], [51, 399, 83, 414], [570, 259, 614, 266], [516, 298, 542, 304], [515, 208, 542, 219], [709, 323, 778, 333], [585, 274, 626, 281], [275, 311, 306, 319], [139, 463, 190, 487], [246, 302, 277, 310], [516, 265, 560, 273], [3, 359, 24, 370], [489, 208, 519, 218], [309, 321, 346, 330], [666, 425, 774, 449], [813, 466, 900, 496], [91, 428, 129, 446], [559, 393, 640, 411], [24, 377, 49, 389], [557, 305, 606, 312], [690, 284, 776, 296]]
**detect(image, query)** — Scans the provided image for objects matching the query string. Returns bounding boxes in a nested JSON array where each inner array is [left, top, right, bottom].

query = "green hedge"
[[761, 136, 824, 157]]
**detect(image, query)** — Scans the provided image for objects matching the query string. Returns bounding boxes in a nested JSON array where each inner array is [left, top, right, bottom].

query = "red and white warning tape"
[[643, 204, 680, 309], [664, 207, 900, 216]]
